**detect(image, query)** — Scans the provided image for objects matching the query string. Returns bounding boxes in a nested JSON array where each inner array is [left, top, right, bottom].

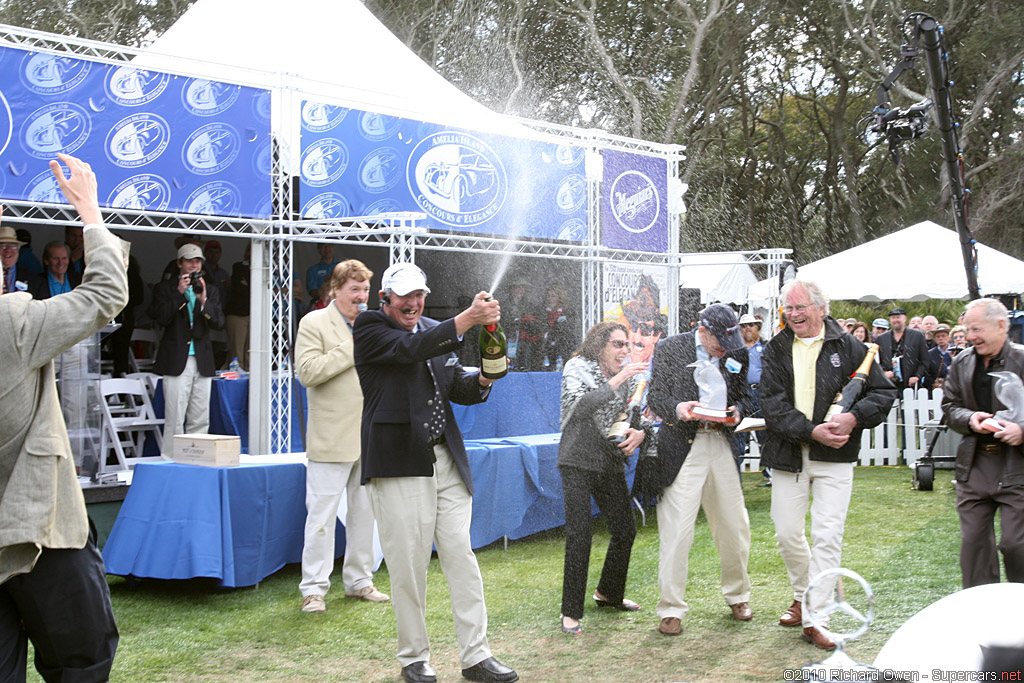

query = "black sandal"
[[593, 593, 640, 611], [560, 615, 583, 635]]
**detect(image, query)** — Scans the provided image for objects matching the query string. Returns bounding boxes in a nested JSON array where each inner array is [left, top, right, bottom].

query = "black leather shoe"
[[462, 656, 519, 682], [401, 661, 437, 683]]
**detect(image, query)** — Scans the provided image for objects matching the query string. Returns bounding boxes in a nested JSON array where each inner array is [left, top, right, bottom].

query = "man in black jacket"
[[760, 280, 896, 650], [647, 303, 754, 637], [877, 307, 929, 392], [353, 263, 517, 683], [150, 243, 224, 456]]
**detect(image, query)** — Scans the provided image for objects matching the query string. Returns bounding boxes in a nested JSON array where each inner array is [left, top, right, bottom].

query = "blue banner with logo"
[[600, 150, 668, 253], [298, 102, 587, 241], [0, 45, 273, 218]]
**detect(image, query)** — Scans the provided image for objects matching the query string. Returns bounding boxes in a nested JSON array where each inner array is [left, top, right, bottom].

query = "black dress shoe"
[[402, 661, 437, 683], [462, 656, 519, 682]]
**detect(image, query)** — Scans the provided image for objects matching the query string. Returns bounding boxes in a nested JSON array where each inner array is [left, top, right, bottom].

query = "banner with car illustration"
[[298, 100, 588, 241], [0, 45, 273, 218]]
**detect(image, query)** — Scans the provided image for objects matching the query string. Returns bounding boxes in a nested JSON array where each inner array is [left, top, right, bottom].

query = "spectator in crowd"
[[739, 313, 770, 485], [648, 304, 754, 637], [353, 263, 517, 683], [1, 226, 30, 295], [877, 307, 929, 391], [909, 315, 924, 331], [951, 325, 969, 352], [296, 259, 389, 615], [925, 324, 954, 391], [309, 281, 332, 314], [305, 243, 338, 302], [922, 315, 939, 349], [942, 298, 1024, 588], [203, 240, 230, 297], [225, 244, 250, 371], [151, 243, 224, 456], [292, 277, 310, 324], [871, 318, 889, 342], [0, 153, 121, 682], [557, 322, 650, 636], [538, 284, 576, 369], [502, 279, 538, 371], [760, 280, 896, 650], [161, 234, 204, 282], [65, 224, 84, 274], [851, 321, 872, 346], [15, 229, 42, 276], [28, 241, 80, 299]]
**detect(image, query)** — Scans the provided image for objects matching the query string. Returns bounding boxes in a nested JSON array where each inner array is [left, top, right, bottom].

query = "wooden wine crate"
[[173, 434, 241, 467]]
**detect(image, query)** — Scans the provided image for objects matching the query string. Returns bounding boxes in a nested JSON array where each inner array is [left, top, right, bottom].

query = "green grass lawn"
[[34, 467, 962, 682]]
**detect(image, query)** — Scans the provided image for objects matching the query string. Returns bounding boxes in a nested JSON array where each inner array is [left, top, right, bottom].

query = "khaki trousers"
[[161, 356, 211, 457], [225, 314, 249, 371], [300, 459, 377, 597], [770, 454, 854, 626], [657, 432, 752, 620], [367, 444, 491, 669]]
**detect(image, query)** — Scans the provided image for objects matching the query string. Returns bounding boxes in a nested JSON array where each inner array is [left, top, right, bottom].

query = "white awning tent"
[[678, 253, 758, 305], [748, 221, 1024, 302]]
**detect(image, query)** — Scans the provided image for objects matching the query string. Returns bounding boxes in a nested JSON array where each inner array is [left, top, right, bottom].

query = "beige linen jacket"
[[0, 225, 128, 583], [295, 302, 362, 463]]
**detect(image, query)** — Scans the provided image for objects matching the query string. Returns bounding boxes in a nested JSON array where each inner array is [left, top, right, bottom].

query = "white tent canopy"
[[749, 221, 1024, 302], [678, 253, 758, 305]]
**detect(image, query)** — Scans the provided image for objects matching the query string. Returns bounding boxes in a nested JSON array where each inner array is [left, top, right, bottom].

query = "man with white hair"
[[922, 315, 939, 349], [942, 298, 1024, 588], [760, 280, 896, 650]]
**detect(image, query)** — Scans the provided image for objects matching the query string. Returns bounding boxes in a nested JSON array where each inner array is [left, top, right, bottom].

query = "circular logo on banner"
[[107, 174, 171, 211], [301, 102, 348, 132], [359, 147, 401, 194], [555, 143, 584, 168], [186, 181, 241, 216], [105, 113, 170, 168], [251, 91, 272, 124], [300, 138, 348, 187], [105, 67, 169, 106], [21, 53, 90, 95], [21, 102, 91, 159], [301, 192, 351, 220], [254, 193, 273, 219], [0, 89, 12, 158], [25, 169, 66, 203], [557, 218, 586, 242], [182, 123, 241, 175], [251, 137, 273, 178], [359, 111, 400, 141], [407, 132, 507, 228], [609, 170, 660, 233], [555, 174, 586, 215], [181, 78, 240, 116], [362, 198, 403, 216]]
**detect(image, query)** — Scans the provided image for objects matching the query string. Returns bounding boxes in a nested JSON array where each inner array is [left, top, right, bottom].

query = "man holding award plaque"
[[648, 303, 754, 636], [760, 280, 896, 650]]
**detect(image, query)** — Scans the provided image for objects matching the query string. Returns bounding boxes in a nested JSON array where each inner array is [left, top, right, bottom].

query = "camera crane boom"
[[872, 12, 980, 301]]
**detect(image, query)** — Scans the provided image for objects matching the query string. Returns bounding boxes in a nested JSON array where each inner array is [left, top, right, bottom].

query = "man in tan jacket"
[[0, 154, 125, 682], [296, 258, 389, 612]]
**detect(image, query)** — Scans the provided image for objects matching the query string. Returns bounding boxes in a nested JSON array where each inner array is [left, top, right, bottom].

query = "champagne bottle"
[[479, 320, 508, 380], [824, 344, 879, 420], [608, 378, 647, 444]]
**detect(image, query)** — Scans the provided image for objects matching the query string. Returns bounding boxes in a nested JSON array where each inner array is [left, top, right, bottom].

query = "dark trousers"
[[559, 465, 637, 620], [0, 524, 118, 683], [957, 451, 1024, 588]]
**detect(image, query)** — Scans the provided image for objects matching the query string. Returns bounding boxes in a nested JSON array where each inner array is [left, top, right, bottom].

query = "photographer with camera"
[[151, 243, 225, 455]]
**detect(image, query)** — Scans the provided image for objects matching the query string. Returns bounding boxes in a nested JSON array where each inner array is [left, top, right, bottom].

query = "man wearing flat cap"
[[877, 307, 929, 392], [353, 263, 517, 683], [648, 303, 754, 636], [150, 242, 224, 455]]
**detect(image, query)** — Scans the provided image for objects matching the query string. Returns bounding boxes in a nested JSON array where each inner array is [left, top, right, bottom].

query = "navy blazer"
[[149, 277, 224, 377], [647, 330, 751, 488], [353, 309, 489, 493]]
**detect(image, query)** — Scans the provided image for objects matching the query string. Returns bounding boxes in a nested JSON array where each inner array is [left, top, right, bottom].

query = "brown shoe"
[[779, 600, 802, 627], [730, 601, 753, 621], [801, 626, 836, 650], [658, 616, 682, 636]]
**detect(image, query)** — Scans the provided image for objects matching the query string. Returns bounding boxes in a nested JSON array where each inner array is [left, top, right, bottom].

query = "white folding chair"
[[98, 377, 165, 473], [124, 371, 161, 399]]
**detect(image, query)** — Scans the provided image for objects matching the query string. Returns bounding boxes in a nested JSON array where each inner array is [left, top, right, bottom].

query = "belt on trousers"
[[976, 443, 1002, 454], [749, 383, 759, 390], [695, 422, 722, 433], [428, 433, 447, 447]]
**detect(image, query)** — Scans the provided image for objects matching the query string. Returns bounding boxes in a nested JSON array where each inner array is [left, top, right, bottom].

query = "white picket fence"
[[741, 388, 947, 472]]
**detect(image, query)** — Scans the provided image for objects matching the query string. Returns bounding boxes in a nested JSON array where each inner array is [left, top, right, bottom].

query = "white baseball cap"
[[381, 262, 430, 296]]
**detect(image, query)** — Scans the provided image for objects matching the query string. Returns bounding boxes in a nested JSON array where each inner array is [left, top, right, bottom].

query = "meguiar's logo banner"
[[600, 149, 668, 253]]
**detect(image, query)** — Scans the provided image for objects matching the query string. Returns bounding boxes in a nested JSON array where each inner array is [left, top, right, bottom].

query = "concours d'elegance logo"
[[105, 67, 169, 106], [362, 198, 403, 216], [20, 53, 90, 95], [555, 174, 586, 214], [406, 132, 507, 228], [300, 138, 349, 188], [183, 123, 241, 175], [301, 192, 351, 220], [182, 78, 240, 117], [610, 170, 660, 233], [21, 102, 91, 159], [25, 169, 66, 203], [359, 111, 400, 141], [105, 113, 170, 168], [108, 174, 171, 211], [555, 143, 585, 168], [359, 148, 401, 194], [301, 102, 349, 133], [186, 181, 241, 216]]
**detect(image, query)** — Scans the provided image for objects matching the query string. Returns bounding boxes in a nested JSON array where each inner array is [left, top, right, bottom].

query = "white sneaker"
[[301, 594, 326, 613], [345, 585, 390, 602]]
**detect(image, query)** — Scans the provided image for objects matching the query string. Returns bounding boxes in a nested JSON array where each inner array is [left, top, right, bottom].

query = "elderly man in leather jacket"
[[942, 298, 1024, 588]]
